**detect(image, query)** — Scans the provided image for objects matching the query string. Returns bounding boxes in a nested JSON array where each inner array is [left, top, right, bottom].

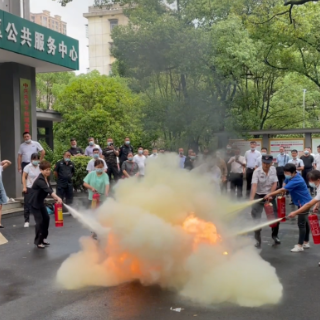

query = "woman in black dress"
[[29, 161, 62, 249]]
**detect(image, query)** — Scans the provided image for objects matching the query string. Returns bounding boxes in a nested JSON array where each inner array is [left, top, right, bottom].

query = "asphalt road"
[[1, 206, 320, 320]]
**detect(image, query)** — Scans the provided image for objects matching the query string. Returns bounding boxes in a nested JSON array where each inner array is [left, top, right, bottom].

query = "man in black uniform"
[[119, 137, 134, 167], [54, 151, 75, 205], [102, 137, 120, 182], [68, 138, 84, 156]]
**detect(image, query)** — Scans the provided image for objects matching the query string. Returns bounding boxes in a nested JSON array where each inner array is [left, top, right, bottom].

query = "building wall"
[[84, 6, 129, 75], [30, 10, 67, 35]]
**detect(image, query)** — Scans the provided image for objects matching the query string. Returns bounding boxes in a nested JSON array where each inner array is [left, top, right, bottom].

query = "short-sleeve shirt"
[[23, 163, 41, 188], [251, 166, 278, 195], [133, 155, 146, 176], [102, 147, 118, 166], [276, 154, 290, 167], [85, 145, 102, 157], [300, 155, 314, 170], [18, 141, 43, 163], [288, 158, 304, 172], [284, 174, 312, 207], [54, 160, 75, 187], [179, 155, 186, 169], [86, 158, 108, 172], [121, 161, 139, 176], [83, 171, 109, 201], [68, 147, 84, 156], [228, 156, 246, 174], [245, 150, 261, 169], [314, 154, 320, 169]]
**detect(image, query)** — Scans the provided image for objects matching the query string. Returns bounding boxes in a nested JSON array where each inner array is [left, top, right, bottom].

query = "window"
[[85, 24, 88, 38], [42, 17, 47, 26], [109, 19, 118, 31], [31, 16, 35, 22]]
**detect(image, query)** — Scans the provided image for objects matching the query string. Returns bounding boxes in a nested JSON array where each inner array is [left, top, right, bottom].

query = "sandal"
[[37, 244, 46, 249]]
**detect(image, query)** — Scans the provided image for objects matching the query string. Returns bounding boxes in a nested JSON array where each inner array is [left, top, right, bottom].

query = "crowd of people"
[[1, 132, 320, 258]]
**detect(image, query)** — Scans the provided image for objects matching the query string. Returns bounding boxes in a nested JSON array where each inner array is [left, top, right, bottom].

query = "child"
[[0, 160, 12, 228], [83, 159, 110, 208]]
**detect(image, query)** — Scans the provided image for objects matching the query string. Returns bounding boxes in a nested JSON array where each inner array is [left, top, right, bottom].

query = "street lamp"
[[303, 89, 307, 129]]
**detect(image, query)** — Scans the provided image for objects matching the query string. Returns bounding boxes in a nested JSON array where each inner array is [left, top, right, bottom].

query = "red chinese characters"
[[22, 82, 30, 133]]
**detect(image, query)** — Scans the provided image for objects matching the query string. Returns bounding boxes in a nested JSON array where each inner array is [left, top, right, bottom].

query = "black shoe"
[[289, 202, 294, 205], [255, 242, 261, 249], [272, 236, 281, 245], [42, 241, 50, 246]]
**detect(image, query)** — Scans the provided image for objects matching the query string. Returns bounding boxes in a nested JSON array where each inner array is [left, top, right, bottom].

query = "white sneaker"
[[291, 245, 304, 252], [303, 243, 311, 249], [24, 222, 29, 228]]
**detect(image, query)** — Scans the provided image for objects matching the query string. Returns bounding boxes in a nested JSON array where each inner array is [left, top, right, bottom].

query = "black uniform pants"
[[56, 183, 73, 204], [31, 205, 50, 245], [230, 173, 243, 198], [302, 168, 314, 192], [297, 213, 310, 245], [107, 164, 120, 182], [251, 194, 280, 242], [246, 168, 254, 196], [24, 187, 32, 222]]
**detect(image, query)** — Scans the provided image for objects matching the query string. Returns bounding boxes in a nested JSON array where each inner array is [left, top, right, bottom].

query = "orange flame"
[[182, 215, 221, 248]]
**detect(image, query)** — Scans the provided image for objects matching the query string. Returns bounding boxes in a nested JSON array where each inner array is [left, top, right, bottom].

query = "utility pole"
[[303, 89, 307, 128]]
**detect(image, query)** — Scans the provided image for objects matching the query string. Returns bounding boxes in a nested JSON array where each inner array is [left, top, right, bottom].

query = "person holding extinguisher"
[[250, 155, 280, 248], [83, 159, 110, 207], [28, 161, 62, 249], [264, 163, 312, 253]]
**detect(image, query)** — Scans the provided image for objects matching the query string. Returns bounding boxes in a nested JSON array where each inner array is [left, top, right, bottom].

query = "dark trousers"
[[246, 168, 254, 196], [302, 168, 314, 192], [297, 213, 310, 245], [31, 205, 50, 245], [56, 183, 73, 205], [107, 164, 120, 182], [21, 162, 30, 171], [24, 187, 32, 222], [277, 174, 285, 189], [251, 194, 280, 242], [230, 173, 243, 198]]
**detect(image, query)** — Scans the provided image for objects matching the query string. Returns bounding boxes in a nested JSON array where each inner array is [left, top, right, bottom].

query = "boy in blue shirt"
[[264, 163, 312, 253]]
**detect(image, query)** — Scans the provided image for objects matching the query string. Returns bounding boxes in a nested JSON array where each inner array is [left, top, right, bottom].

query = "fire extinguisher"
[[54, 203, 64, 228], [277, 196, 286, 222], [91, 193, 100, 209], [308, 214, 320, 244], [264, 201, 278, 228]]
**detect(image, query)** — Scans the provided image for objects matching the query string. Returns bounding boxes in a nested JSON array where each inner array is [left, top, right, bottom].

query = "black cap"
[[317, 145, 320, 148], [262, 154, 273, 164]]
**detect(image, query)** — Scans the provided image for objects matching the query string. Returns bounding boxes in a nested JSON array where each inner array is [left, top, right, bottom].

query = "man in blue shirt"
[[264, 163, 312, 253], [275, 146, 290, 189]]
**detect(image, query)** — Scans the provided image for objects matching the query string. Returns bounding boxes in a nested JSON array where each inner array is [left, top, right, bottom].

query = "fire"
[[182, 215, 221, 248]]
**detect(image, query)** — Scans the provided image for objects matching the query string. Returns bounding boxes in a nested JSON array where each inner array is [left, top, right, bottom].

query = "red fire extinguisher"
[[277, 196, 286, 222], [308, 214, 320, 244], [264, 201, 278, 228], [91, 193, 100, 209], [54, 203, 64, 228]]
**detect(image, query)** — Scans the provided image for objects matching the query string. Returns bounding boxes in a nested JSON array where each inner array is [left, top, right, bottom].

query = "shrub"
[[70, 156, 90, 191]]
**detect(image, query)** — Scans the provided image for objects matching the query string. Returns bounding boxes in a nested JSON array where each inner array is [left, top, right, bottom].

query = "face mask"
[[25, 139, 31, 144], [280, 152, 284, 155], [304, 151, 309, 155], [227, 147, 231, 150], [71, 145, 77, 148], [128, 157, 133, 161], [93, 154, 99, 159], [107, 142, 113, 146], [153, 152, 157, 155], [179, 152, 184, 155], [292, 157, 296, 160], [89, 141, 94, 146], [138, 150, 143, 154], [32, 161, 39, 166], [251, 148, 255, 151], [125, 141, 130, 145], [309, 182, 316, 188], [285, 174, 292, 180], [261, 153, 266, 155], [95, 168, 103, 173], [64, 158, 70, 162], [190, 156, 196, 160]]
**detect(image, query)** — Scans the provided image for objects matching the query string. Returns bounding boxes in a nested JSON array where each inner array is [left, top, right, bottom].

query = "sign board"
[[0, 9, 79, 70], [20, 78, 32, 136], [269, 139, 305, 158], [229, 139, 262, 156], [312, 139, 320, 154]]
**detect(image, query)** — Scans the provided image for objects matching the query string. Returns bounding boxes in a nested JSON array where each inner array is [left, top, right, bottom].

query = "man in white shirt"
[[244, 141, 261, 197], [17, 132, 45, 173], [85, 137, 102, 157], [133, 147, 146, 177], [255, 147, 268, 168], [313, 145, 320, 169], [86, 148, 107, 172], [228, 147, 246, 198], [149, 148, 158, 159], [288, 149, 304, 173], [250, 155, 280, 248]]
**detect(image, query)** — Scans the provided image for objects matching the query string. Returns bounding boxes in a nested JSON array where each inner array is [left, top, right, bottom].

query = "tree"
[[53, 71, 149, 150]]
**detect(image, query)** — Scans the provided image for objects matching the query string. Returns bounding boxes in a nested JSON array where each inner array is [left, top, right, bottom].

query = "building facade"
[[83, 5, 129, 75], [30, 10, 67, 35]]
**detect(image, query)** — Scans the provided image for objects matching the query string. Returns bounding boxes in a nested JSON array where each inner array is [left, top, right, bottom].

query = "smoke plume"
[[57, 154, 283, 307]]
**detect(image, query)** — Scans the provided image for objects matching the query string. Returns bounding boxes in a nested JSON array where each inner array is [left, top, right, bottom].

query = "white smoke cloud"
[[57, 154, 283, 307]]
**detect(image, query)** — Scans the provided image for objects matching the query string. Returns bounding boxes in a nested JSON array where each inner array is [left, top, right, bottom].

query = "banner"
[[20, 78, 32, 136], [269, 139, 304, 158], [312, 138, 320, 154]]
